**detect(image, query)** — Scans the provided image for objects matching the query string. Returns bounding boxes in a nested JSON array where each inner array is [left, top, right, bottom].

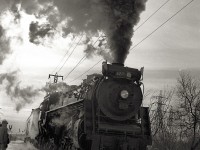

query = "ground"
[[7, 140, 38, 150]]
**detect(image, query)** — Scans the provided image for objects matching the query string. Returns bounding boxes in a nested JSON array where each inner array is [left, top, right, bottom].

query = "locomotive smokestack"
[[112, 63, 124, 66]]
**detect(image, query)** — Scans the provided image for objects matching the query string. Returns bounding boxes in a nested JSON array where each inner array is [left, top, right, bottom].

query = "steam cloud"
[[0, 70, 74, 111], [43, 82, 70, 93], [0, 71, 41, 111], [51, 112, 71, 127]]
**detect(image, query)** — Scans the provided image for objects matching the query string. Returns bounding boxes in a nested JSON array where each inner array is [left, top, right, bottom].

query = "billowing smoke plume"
[[105, 0, 147, 63], [0, 71, 41, 111], [21, 0, 147, 63], [29, 21, 54, 44], [0, 25, 11, 65]]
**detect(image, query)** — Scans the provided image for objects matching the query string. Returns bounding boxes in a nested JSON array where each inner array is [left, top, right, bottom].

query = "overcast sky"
[[0, 0, 199, 132]]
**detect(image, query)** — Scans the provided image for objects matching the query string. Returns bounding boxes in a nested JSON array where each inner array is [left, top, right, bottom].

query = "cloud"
[[0, 70, 41, 111]]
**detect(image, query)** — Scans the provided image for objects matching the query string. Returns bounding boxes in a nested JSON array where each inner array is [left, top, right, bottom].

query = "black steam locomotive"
[[25, 62, 152, 150]]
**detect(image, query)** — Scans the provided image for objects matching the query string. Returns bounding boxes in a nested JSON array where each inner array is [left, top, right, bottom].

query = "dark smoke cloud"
[[29, 21, 54, 44], [0, 25, 11, 65], [83, 34, 113, 62], [105, 0, 147, 63], [84, 44, 95, 58], [21, 0, 147, 63], [84, 43, 113, 62], [0, 71, 41, 111], [62, 26, 72, 38]]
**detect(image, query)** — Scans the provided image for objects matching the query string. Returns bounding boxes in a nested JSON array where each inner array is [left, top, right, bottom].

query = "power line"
[[135, 0, 171, 32], [67, 58, 103, 84], [57, 34, 84, 73], [51, 36, 77, 74], [63, 34, 104, 81], [63, 55, 86, 80], [130, 0, 194, 51]]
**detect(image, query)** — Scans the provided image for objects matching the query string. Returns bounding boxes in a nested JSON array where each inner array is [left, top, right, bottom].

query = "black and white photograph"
[[0, 0, 199, 150]]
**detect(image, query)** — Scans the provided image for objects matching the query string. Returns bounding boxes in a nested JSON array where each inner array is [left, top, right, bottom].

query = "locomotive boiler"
[[26, 62, 152, 150]]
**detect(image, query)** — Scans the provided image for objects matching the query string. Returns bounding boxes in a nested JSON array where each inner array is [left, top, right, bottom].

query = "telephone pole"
[[48, 72, 63, 83]]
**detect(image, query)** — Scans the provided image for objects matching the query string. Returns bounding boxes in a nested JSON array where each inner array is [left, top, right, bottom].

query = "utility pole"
[[152, 91, 165, 132], [48, 72, 63, 83]]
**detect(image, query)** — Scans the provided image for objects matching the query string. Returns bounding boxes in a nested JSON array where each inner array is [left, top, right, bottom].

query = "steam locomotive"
[[25, 62, 152, 150]]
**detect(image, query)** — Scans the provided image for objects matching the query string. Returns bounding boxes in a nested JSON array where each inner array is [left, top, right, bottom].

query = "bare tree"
[[176, 72, 200, 150]]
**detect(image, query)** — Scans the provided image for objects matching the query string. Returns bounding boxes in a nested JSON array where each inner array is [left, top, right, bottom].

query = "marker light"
[[120, 90, 129, 99]]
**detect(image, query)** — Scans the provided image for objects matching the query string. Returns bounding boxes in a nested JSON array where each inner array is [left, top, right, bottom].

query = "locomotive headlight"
[[120, 90, 129, 99]]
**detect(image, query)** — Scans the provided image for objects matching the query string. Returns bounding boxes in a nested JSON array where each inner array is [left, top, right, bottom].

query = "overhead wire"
[[63, 55, 87, 80], [51, 36, 77, 74], [63, 34, 104, 81], [135, 0, 171, 32], [67, 58, 103, 84], [130, 0, 194, 51], [57, 34, 84, 73]]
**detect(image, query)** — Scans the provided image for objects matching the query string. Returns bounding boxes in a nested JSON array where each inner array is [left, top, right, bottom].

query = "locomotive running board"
[[46, 99, 84, 113]]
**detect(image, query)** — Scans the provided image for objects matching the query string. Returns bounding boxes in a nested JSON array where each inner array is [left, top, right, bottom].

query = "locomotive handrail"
[[46, 99, 84, 113]]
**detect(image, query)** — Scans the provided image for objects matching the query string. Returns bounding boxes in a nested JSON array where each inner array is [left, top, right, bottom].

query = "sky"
[[0, 0, 199, 132]]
